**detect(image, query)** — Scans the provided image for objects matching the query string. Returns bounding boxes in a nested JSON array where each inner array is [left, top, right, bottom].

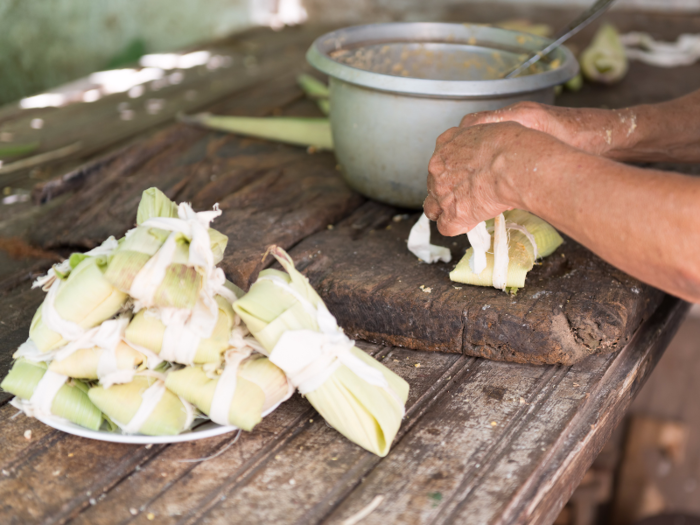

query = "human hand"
[[423, 121, 576, 236], [459, 101, 629, 158]]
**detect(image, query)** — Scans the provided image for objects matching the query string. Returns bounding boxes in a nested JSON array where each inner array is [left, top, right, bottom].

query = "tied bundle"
[[452, 210, 563, 290], [234, 246, 409, 457], [1, 188, 291, 437], [408, 210, 562, 291]]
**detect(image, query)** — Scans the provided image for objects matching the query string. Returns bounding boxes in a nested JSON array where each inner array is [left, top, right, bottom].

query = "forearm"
[[602, 90, 700, 163], [512, 150, 700, 302]]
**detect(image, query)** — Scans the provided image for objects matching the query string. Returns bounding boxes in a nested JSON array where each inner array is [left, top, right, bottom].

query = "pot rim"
[[307, 22, 579, 98]]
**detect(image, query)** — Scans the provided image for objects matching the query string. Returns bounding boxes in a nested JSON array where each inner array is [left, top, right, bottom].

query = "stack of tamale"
[[2, 188, 410, 457], [2, 188, 292, 436]]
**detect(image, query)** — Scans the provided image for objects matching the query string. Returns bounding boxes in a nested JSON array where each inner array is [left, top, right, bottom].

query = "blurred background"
[[1, 1, 700, 524], [1, 0, 698, 105]]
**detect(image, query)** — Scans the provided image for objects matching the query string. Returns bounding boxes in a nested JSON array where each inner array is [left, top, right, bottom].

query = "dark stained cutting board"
[[27, 75, 665, 366], [287, 201, 665, 365]]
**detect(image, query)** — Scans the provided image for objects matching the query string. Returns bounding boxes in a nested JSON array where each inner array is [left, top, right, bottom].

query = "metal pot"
[[307, 23, 578, 209]]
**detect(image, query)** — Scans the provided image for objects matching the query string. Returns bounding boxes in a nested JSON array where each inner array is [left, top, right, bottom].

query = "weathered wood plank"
[[0, 25, 331, 187], [28, 77, 363, 290], [495, 297, 690, 525], [321, 298, 687, 525], [185, 349, 466, 525], [288, 201, 664, 365], [68, 345, 459, 525]]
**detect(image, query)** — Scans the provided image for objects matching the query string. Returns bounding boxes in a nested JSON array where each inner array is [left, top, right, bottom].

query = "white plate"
[[37, 416, 238, 444]]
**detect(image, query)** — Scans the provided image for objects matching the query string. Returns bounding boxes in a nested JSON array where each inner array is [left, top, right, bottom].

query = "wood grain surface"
[[0, 7, 698, 524]]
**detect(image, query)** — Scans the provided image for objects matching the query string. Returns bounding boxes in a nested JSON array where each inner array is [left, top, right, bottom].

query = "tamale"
[[49, 341, 144, 380], [29, 253, 128, 353], [234, 247, 409, 457], [165, 361, 266, 431], [450, 209, 563, 289], [125, 295, 236, 364], [89, 375, 194, 436], [1, 359, 103, 430], [104, 189, 228, 310]]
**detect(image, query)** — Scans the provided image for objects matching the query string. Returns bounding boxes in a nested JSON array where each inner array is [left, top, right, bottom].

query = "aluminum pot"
[[307, 23, 578, 209]]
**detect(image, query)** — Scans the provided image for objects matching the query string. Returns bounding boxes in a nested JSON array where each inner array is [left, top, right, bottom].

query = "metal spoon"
[[503, 0, 616, 79]]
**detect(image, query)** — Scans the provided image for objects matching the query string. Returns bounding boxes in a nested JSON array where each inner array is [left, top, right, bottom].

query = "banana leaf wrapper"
[[233, 248, 409, 457], [88, 375, 193, 436], [125, 295, 237, 364], [48, 341, 145, 380], [165, 353, 289, 430], [1, 359, 103, 430], [450, 209, 563, 289], [29, 255, 128, 353]]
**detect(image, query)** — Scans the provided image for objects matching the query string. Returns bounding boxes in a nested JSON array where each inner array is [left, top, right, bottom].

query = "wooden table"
[[0, 7, 697, 524]]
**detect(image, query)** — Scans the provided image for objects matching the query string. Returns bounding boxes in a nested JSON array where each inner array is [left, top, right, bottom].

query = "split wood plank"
[[0, 25, 330, 187], [289, 201, 665, 365]]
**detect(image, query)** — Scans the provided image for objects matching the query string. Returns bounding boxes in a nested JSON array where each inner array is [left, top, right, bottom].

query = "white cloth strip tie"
[[406, 213, 451, 264], [159, 311, 202, 365], [621, 32, 700, 67], [467, 222, 491, 274], [260, 273, 404, 414], [119, 380, 167, 434], [129, 231, 178, 311], [10, 370, 69, 420], [42, 278, 88, 342], [209, 347, 251, 426], [133, 202, 226, 337], [492, 213, 509, 291]]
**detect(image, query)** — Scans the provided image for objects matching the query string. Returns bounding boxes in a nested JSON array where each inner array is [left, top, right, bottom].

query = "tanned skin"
[[423, 90, 700, 303]]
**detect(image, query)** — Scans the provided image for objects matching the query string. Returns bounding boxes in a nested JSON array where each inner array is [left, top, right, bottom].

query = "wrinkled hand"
[[423, 121, 573, 237], [459, 101, 621, 157]]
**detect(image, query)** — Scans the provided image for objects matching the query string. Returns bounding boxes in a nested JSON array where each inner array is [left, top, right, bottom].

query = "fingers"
[[423, 194, 442, 222], [435, 127, 458, 147], [436, 212, 472, 237], [460, 111, 496, 128]]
